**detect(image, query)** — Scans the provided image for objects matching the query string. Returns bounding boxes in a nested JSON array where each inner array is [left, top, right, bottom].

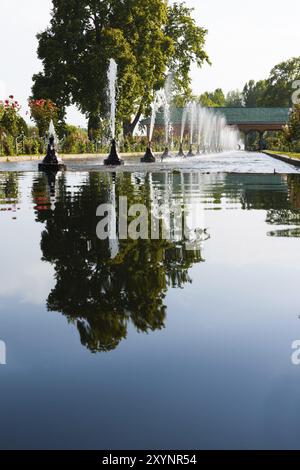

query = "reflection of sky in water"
[[0, 168, 300, 449]]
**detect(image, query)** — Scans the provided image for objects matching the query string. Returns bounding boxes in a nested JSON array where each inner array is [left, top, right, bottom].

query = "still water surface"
[[1, 156, 300, 449]]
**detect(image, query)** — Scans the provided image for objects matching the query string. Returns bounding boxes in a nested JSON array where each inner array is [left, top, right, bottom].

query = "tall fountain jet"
[[183, 103, 240, 157], [177, 106, 188, 157], [104, 59, 124, 166], [196, 104, 203, 155], [161, 75, 173, 160], [141, 91, 163, 163], [187, 102, 196, 157]]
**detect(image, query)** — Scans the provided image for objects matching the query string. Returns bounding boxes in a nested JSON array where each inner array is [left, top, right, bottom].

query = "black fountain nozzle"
[[177, 142, 186, 158], [141, 143, 156, 163], [161, 146, 172, 161], [39, 135, 66, 172], [104, 139, 124, 166], [187, 144, 195, 157]]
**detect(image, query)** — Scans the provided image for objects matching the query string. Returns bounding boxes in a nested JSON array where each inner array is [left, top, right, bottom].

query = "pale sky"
[[0, 0, 300, 127]]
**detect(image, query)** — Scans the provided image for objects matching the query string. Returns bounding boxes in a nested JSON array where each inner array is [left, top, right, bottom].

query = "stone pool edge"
[[263, 151, 300, 168]]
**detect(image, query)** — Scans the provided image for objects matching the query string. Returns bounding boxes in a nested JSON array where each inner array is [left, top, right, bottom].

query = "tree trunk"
[[123, 103, 144, 138], [88, 113, 101, 141]]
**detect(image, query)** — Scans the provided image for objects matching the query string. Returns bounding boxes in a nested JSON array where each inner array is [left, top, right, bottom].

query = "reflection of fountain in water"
[[109, 176, 119, 259], [150, 172, 210, 251]]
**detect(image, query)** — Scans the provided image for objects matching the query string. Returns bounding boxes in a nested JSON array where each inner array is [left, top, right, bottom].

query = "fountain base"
[[177, 143, 186, 158], [196, 145, 202, 156], [161, 147, 172, 161], [141, 146, 156, 163], [104, 139, 124, 166], [39, 135, 66, 172], [187, 145, 195, 157]]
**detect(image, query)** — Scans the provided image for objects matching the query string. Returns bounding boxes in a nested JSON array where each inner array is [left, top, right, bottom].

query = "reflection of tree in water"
[[32, 172, 204, 353], [193, 174, 293, 210], [267, 209, 300, 226], [0, 172, 19, 219], [203, 174, 300, 238], [224, 174, 291, 210], [0, 172, 19, 204], [266, 175, 300, 237], [288, 175, 300, 210]]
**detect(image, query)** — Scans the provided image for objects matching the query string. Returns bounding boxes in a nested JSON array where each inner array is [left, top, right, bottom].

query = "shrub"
[[29, 99, 59, 137], [61, 125, 89, 154], [0, 96, 22, 137]]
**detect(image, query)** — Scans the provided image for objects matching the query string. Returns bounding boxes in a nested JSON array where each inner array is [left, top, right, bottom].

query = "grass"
[[267, 150, 300, 160]]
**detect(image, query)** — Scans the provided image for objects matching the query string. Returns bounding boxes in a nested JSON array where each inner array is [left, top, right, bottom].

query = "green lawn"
[[267, 150, 300, 160]]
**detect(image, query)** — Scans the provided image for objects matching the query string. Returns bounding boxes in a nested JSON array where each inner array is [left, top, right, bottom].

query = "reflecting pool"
[[1, 168, 300, 449]]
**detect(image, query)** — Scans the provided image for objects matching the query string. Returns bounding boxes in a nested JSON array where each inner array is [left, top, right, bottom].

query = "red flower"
[[9, 95, 14, 99]]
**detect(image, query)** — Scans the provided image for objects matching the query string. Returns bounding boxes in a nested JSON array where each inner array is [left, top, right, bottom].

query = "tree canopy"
[[242, 79, 267, 107], [199, 88, 225, 107], [198, 57, 300, 110], [32, 0, 209, 137], [225, 89, 243, 107], [283, 104, 300, 144], [262, 57, 300, 107]]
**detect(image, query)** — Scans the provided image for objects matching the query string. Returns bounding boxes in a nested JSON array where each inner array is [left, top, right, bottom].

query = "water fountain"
[[196, 104, 203, 155], [177, 106, 188, 157], [161, 75, 173, 160], [141, 91, 163, 163], [38, 120, 66, 172], [104, 59, 124, 166], [98, 62, 241, 166], [193, 105, 240, 154], [187, 102, 196, 157], [142, 96, 241, 163]]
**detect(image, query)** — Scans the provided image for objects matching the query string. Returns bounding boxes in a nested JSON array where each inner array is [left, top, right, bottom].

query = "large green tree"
[[262, 57, 300, 107], [242, 79, 267, 107], [283, 104, 300, 145], [199, 88, 225, 107], [32, 0, 209, 138], [225, 89, 243, 107]]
